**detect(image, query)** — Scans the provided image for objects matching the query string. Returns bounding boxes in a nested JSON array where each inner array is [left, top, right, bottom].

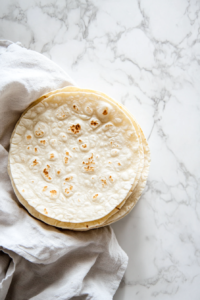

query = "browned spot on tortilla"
[[64, 157, 68, 164], [118, 162, 121, 166], [35, 130, 44, 137], [65, 176, 73, 181], [109, 161, 112, 164], [86, 225, 89, 228], [57, 171, 60, 175], [27, 135, 32, 140], [73, 105, 78, 111], [66, 152, 69, 156], [43, 186, 47, 191], [103, 109, 108, 115], [69, 124, 81, 134], [35, 147, 38, 152], [91, 120, 98, 126], [84, 166, 95, 172], [44, 208, 48, 214], [109, 176, 113, 182], [22, 189, 25, 192], [50, 190, 57, 197], [40, 140, 46, 145], [27, 147, 30, 150], [79, 139, 82, 143], [82, 144, 87, 148], [83, 153, 95, 171], [50, 153, 54, 159], [101, 179, 107, 187], [32, 159, 39, 167], [65, 185, 73, 194], [93, 194, 98, 199], [43, 165, 51, 180], [116, 207, 120, 210]]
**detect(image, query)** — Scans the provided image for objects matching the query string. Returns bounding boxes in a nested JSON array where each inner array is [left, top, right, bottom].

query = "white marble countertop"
[[1, 0, 200, 299]]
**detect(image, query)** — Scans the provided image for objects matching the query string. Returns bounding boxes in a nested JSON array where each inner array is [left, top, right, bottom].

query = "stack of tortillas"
[[8, 87, 150, 230]]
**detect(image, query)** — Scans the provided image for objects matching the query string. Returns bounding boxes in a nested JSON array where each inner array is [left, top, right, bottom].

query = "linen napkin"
[[0, 40, 128, 300]]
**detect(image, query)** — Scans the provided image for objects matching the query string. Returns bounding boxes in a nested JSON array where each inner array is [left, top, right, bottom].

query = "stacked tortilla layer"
[[8, 87, 150, 230]]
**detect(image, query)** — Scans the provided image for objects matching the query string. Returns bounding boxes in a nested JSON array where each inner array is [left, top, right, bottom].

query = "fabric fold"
[[0, 40, 128, 300]]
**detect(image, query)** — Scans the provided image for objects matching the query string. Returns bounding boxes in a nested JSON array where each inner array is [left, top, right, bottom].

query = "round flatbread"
[[8, 89, 146, 230], [42, 87, 150, 225]]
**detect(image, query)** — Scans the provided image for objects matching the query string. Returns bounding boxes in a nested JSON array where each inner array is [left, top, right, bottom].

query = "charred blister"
[[48, 151, 58, 161], [78, 137, 90, 152], [81, 152, 96, 173], [25, 131, 34, 144], [41, 164, 54, 182], [29, 157, 41, 171], [96, 102, 113, 122], [34, 122, 48, 138], [63, 148, 73, 166], [89, 117, 101, 129], [38, 138, 48, 147], [67, 122, 82, 135]]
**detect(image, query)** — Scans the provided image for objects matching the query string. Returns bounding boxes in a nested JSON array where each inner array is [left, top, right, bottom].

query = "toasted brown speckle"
[[50, 190, 57, 197], [101, 179, 107, 187], [50, 153, 54, 159], [65, 176, 73, 181], [35, 130, 44, 137], [43, 165, 51, 180], [103, 109, 108, 115], [109, 176, 113, 182], [32, 159, 39, 167], [91, 120, 98, 126], [65, 185, 73, 194], [69, 124, 81, 134]]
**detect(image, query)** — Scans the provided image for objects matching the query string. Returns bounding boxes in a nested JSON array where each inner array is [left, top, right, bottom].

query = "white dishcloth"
[[0, 40, 128, 300]]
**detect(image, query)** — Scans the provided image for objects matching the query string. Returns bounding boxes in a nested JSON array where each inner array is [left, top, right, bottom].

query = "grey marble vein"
[[0, 0, 200, 299]]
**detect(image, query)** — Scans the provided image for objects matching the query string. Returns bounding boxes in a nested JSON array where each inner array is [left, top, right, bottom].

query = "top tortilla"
[[9, 91, 141, 226]]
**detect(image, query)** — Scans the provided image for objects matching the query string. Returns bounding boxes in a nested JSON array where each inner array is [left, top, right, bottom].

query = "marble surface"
[[1, 0, 200, 299]]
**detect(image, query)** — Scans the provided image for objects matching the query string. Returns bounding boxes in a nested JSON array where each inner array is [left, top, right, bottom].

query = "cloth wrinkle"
[[0, 40, 128, 300]]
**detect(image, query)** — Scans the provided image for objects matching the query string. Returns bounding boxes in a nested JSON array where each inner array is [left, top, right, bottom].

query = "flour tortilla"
[[8, 89, 147, 230], [40, 87, 150, 225]]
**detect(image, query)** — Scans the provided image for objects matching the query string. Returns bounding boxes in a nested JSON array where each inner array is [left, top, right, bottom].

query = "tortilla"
[[8, 89, 146, 230]]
